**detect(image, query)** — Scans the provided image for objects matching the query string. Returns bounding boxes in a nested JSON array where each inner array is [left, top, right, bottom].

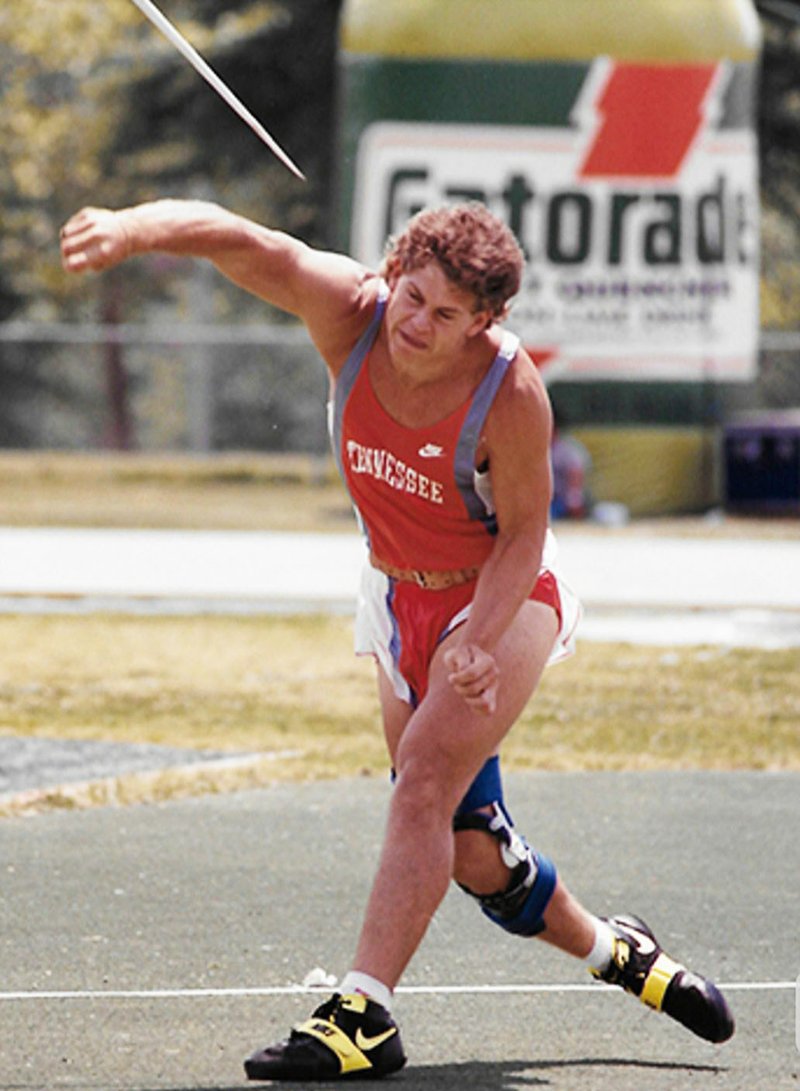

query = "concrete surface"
[[0, 737, 247, 799], [0, 524, 796, 611], [1, 522, 797, 1084], [0, 525, 798, 647]]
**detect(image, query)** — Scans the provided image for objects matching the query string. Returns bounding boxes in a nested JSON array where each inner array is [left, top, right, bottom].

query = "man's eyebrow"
[[406, 275, 467, 316]]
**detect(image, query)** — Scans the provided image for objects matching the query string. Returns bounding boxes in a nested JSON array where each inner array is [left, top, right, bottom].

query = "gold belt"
[[369, 552, 480, 590]]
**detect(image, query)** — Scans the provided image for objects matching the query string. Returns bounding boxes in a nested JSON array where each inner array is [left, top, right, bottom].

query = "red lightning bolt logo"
[[579, 62, 720, 179]]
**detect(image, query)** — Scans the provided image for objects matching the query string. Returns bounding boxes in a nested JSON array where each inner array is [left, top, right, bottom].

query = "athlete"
[[61, 200, 734, 1080]]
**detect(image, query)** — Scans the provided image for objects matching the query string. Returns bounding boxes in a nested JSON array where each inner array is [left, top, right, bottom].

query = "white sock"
[[338, 971, 393, 1012], [583, 917, 616, 973]]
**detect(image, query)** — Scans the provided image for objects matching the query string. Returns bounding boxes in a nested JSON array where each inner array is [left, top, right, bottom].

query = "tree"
[[0, 1, 342, 447], [0, 0, 341, 319], [754, 0, 800, 329], [1, 0, 797, 444]]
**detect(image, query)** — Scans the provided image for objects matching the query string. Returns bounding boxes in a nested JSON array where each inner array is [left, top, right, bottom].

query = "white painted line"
[[0, 981, 792, 1002]]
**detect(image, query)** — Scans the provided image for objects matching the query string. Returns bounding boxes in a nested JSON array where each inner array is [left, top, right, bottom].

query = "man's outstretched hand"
[[61, 207, 132, 274]]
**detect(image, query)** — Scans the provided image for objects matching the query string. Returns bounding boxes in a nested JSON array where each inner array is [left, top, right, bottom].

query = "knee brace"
[[453, 757, 557, 937]]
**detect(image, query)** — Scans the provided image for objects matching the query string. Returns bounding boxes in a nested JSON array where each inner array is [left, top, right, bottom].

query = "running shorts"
[[354, 535, 582, 706]]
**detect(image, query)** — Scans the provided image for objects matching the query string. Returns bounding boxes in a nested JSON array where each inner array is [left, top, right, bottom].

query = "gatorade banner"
[[349, 58, 759, 383]]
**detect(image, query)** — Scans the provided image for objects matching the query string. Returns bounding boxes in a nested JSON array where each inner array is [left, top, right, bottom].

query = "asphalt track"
[[2, 771, 798, 1091]]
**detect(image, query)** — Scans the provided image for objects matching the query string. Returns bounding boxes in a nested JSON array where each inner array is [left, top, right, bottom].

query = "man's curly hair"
[[381, 203, 524, 320]]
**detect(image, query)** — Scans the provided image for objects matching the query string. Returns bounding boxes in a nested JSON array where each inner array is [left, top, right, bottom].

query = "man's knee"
[[453, 826, 510, 894], [392, 753, 464, 824], [453, 757, 557, 937]]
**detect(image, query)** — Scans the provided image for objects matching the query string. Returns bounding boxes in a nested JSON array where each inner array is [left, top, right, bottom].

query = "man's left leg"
[[244, 600, 559, 1081], [453, 756, 735, 1044]]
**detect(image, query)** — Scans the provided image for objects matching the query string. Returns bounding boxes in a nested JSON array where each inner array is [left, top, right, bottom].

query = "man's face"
[[386, 261, 491, 372]]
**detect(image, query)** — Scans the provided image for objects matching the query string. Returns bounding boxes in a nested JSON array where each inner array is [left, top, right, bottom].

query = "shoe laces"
[[311, 992, 343, 1021]]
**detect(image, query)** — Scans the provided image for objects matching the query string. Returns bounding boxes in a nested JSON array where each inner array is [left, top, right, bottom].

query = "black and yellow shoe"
[[592, 914, 734, 1043], [244, 992, 407, 1081]]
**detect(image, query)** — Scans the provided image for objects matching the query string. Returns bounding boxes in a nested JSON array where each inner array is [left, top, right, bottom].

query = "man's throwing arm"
[[60, 200, 375, 374]]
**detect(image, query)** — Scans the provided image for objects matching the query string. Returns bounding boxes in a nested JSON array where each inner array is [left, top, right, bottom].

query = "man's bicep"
[[222, 234, 374, 369], [496, 449, 552, 539], [292, 247, 373, 326], [219, 229, 364, 316], [489, 381, 553, 535]]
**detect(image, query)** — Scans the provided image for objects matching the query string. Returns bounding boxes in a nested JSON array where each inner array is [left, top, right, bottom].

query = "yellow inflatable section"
[[342, 0, 761, 63], [575, 428, 719, 516]]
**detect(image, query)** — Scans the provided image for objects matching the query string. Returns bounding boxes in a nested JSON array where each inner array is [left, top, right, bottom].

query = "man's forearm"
[[116, 199, 245, 259], [61, 198, 370, 361], [60, 200, 290, 301], [461, 530, 545, 653]]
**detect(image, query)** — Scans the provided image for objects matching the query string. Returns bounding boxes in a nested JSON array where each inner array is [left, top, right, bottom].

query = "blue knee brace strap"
[[453, 757, 557, 937], [455, 755, 510, 820]]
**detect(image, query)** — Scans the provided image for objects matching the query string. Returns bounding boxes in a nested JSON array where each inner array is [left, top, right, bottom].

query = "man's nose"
[[410, 309, 433, 335]]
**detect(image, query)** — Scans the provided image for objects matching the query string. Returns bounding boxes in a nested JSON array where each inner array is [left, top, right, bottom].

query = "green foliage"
[[0, 0, 341, 321], [0, 1, 796, 447], [0, 1, 343, 448], [1, 1, 138, 312], [756, 1, 800, 328]]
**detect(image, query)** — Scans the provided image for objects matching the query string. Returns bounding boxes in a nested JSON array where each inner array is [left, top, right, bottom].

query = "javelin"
[[129, 0, 305, 181]]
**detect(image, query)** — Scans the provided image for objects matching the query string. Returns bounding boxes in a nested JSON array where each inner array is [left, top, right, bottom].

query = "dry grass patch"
[[0, 451, 354, 532], [0, 451, 795, 536], [508, 642, 800, 770], [1, 614, 798, 777], [0, 614, 385, 780]]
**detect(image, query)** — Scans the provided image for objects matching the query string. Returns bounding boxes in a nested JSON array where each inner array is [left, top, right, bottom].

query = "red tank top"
[[329, 283, 520, 572]]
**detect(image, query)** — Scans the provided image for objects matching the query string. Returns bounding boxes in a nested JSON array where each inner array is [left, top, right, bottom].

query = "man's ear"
[[468, 309, 494, 336]]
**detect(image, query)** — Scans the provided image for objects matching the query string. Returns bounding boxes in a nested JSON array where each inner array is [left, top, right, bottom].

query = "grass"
[[1, 614, 798, 780], [0, 451, 355, 532]]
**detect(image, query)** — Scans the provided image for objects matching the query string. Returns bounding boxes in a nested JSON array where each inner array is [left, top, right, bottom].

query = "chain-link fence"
[[0, 321, 798, 453], [0, 323, 330, 454], [755, 331, 800, 412]]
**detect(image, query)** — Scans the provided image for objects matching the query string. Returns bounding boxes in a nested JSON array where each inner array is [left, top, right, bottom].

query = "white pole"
[[129, 0, 306, 181]]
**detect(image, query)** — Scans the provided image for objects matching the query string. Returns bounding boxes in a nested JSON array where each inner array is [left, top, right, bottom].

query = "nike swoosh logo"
[[418, 443, 444, 459], [354, 1027, 397, 1052], [626, 927, 657, 956]]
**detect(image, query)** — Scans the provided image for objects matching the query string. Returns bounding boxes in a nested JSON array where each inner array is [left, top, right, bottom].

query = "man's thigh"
[[392, 600, 558, 801]]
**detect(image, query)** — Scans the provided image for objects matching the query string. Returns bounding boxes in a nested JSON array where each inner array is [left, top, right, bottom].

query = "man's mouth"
[[397, 327, 427, 351]]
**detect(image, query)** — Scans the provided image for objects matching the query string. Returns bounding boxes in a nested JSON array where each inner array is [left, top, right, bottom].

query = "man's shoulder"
[[498, 342, 549, 407], [308, 271, 385, 373], [481, 340, 551, 453]]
